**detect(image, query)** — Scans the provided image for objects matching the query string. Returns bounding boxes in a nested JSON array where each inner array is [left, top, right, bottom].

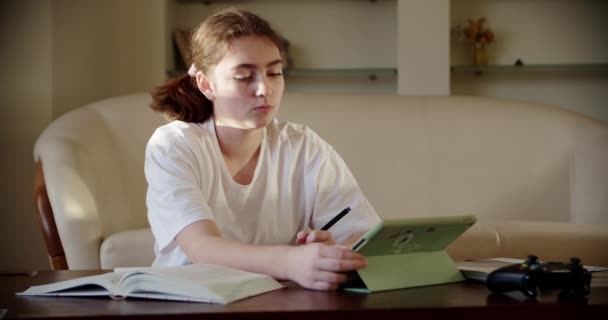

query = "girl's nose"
[[255, 78, 270, 97]]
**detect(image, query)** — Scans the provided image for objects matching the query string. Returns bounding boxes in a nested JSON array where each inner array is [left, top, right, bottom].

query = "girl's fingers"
[[312, 270, 350, 284], [295, 231, 308, 245], [319, 245, 365, 260], [314, 257, 367, 272], [305, 230, 331, 243], [309, 280, 339, 291]]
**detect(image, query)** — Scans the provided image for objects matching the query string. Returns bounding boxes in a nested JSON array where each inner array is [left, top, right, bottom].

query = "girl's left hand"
[[295, 230, 336, 245]]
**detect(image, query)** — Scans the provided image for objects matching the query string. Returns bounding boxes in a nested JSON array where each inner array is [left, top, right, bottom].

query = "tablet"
[[351, 215, 477, 256]]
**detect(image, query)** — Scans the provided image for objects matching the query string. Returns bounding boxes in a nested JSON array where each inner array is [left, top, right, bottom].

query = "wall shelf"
[[170, 64, 607, 79], [285, 68, 397, 81], [451, 63, 608, 75], [167, 68, 398, 82], [176, 0, 382, 4]]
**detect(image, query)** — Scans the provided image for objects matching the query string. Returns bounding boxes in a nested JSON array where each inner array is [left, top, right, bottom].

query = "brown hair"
[[150, 8, 287, 123]]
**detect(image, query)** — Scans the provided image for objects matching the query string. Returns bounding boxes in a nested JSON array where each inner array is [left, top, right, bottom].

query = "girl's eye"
[[234, 75, 252, 81], [268, 72, 283, 77]]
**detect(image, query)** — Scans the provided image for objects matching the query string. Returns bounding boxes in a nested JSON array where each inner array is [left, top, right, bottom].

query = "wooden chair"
[[34, 161, 68, 270]]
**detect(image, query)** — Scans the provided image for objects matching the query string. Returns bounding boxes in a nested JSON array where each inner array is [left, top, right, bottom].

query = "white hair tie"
[[187, 64, 198, 77]]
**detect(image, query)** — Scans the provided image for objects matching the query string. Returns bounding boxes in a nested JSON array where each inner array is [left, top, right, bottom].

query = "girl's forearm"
[[187, 235, 293, 280]]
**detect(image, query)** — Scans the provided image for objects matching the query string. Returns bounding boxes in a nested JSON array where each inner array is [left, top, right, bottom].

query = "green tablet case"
[[342, 215, 476, 293]]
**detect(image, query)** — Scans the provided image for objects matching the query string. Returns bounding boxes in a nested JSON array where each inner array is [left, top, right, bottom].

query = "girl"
[[146, 8, 380, 291]]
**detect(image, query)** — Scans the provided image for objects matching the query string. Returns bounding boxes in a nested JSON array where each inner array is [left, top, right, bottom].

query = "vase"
[[473, 45, 488, 66]]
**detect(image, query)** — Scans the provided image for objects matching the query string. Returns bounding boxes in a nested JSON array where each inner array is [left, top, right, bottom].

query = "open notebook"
[[17, 264, 284, 304]]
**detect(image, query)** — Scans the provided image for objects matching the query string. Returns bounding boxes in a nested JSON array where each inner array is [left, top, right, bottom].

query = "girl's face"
[[199, 35, 284, 130]]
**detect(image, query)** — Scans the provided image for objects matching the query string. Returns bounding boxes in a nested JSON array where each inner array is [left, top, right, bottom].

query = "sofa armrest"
[[34, 104, 138, 270], [100, 228, 155, 269], [448, 221, 608, 267], [35, 139, 104, 269]]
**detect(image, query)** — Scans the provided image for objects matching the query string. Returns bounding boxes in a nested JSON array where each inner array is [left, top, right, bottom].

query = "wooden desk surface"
[[1, 270, 606, 319]]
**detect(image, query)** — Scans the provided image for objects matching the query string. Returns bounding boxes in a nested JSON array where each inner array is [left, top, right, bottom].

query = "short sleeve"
[[145, 127, 214, 254], [308, 134, 381, 243]]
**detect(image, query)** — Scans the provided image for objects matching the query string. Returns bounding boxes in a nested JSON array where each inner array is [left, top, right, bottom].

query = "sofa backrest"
[[278, 93, 608, 225], [34, 92, 608, 268]]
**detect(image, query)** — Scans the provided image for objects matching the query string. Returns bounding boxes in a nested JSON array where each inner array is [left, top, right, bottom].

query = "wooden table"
[[1, 270, 606, 319]]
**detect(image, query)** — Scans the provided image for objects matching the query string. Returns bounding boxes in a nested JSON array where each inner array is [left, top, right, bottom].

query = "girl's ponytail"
[[150, 74, 213, 123]]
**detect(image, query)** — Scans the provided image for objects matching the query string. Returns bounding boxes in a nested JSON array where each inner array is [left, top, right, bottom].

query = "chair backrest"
[[34, 93, 166, 269]]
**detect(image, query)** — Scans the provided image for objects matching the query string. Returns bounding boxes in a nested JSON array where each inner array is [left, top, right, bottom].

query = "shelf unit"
[[166, 0, 403, 93], [160, 0, 607, 121]]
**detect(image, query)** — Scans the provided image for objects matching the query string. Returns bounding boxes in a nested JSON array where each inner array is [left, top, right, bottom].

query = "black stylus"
[[320, 207, 351, 230]]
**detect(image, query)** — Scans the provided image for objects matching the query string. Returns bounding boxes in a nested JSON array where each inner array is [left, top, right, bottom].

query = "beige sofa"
[[33, 93, 608, 270]]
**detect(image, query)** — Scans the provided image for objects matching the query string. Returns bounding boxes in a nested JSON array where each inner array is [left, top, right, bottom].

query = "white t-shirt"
[[145, 118, 380, 267]]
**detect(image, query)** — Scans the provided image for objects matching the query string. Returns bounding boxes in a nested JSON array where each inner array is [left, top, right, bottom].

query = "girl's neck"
[[214, 123, 264, 184], [215, 125, 263, 160]]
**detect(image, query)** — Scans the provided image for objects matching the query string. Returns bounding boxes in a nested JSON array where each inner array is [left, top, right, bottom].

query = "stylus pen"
[[320, 207, 351, 231]]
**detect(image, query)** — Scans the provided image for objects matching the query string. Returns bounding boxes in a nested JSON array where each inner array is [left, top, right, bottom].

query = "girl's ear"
[[195, 72, 215, 101]]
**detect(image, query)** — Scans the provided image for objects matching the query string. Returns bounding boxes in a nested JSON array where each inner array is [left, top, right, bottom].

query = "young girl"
[[146, 8, 380, 291]]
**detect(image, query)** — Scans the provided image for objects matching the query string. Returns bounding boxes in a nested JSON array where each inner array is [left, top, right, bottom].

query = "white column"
[[397, 0, 450, 95]]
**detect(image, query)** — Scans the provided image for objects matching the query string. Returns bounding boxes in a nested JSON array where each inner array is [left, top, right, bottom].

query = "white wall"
[[0, 0, 167, 271], [0, 0, 53, 271], [451, 0, 608, 65], [118, 0, 167, 95], [51, 0, 166, 117], [52, 0, 120, 118], [451, 0, 608, 123]]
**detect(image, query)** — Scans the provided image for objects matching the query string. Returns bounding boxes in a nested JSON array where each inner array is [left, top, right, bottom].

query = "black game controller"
[[486, 255, 591, 298]]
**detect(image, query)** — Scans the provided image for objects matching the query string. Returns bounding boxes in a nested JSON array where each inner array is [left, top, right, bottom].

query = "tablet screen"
[[352, 215, 476, 256]]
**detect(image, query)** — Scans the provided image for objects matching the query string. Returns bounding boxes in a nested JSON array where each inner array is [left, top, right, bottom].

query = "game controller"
[[486, 255, 591, 298]]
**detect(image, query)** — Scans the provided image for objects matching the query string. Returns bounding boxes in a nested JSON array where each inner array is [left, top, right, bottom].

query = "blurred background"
[[1, 0, 606, 271]]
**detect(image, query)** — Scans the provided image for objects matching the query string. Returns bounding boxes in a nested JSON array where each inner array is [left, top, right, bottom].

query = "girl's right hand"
[[285, 242, 367, 291], [295, 230, 336, 245]]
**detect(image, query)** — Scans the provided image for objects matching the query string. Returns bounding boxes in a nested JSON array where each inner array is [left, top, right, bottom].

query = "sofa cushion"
[[99, 228, 155, 269], [447, 220, 608, 266], [572, 122, 608, 224]]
